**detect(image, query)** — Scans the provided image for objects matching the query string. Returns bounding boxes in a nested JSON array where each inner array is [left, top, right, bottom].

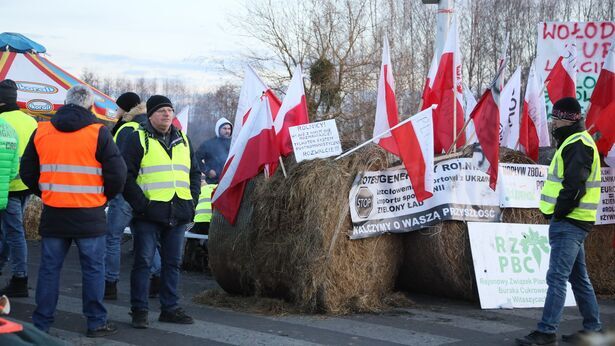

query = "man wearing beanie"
[[517, 97, 603, 345], [121, 95, 200, 328], [0, 79, 37, 298], [105, 91, 165, 300]]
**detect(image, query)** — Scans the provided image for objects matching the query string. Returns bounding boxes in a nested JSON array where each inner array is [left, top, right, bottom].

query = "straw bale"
[[585, 224, 615, 296], [208, 146, 405, 313], [24, 196, 42, 240]]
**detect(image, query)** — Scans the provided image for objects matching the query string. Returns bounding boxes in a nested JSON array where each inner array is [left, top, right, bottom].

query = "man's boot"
[[104, 280, 117, 300], [0, 276, 28, 297]]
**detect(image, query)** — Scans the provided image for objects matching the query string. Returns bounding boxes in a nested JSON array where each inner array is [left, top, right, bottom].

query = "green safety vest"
[[136, 129, 193, 202], [113, 121, 139, 142], [539, 130, 601, 222], [0, 110, 37, 192], [194, 184, 216, 223]]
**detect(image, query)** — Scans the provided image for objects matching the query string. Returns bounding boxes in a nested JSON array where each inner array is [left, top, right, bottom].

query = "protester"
[[121, 95, 200, 328], [21, 85, 126, 337], [195, 118, 232, 183], [0, 117, 18, 211], [516, 97, 603, 346], [0, 80, 37, 298]]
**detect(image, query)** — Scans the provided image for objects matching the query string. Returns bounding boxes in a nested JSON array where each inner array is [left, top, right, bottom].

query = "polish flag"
[[274, 65, 309, 156], [545, 44, 577, 104], [373, 36, 400, 155], [431, 15, 465, 154], [420, 54, 438, 110], [593, 101, 615, 156], [499, 67, 521, 149], [463, 87, 478, 145], [520, 60, 550, 162], [172, 106, 190, 132], [231, 65, 282, 148], [391, 107, 435, 202], [470, 64, 505, 190], [586, 39, 615, 155], [212, 96, 279, 225]]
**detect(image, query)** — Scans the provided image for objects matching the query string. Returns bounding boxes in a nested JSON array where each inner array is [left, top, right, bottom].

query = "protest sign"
[[468, 222, 576, 309], [289, 120, 342, 162]]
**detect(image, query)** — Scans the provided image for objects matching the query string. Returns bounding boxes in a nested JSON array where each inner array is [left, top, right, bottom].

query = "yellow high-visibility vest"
[[539, 130, 601, 222], [1, 110, 37, 192], [194, 184, 216, 223], [136, 129, 192, 202], [113, 122, 139, 142]]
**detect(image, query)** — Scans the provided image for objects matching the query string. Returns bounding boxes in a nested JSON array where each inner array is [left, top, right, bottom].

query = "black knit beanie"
[[552, 97, 581, 122], [146, 95, 173, 117], [0, 79, 18, 104], [116, 92, 141, 112]]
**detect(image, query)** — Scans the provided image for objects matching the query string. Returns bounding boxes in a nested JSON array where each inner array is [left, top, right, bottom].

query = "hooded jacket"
[[547, 120, 595, 232], [121, 120, 201, 226], [195, 118, 232, 184], [20, 104, 127, 238], [112, 103, 148, 151]]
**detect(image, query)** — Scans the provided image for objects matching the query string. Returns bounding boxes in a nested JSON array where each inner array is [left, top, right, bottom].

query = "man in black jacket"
[[20, 85, 126, 337], [121, 95, 200, 328]]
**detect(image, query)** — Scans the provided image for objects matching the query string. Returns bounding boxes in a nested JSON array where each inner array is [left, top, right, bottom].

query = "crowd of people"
[[0, 80, 231, 338]]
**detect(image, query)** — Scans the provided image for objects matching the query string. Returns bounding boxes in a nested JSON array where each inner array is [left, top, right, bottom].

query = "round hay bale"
[[398, 148, 544, 301], [208, 146, 404, 313], [585, 224, 615, 296], [24, 196, 42, 240]]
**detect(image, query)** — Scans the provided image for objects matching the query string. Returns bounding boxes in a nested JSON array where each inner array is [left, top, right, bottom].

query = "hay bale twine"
[[208, 146, 404, 313], [585, 224, 615, 296], [24, 196, 42, 240], [398, 148, 543, 301]]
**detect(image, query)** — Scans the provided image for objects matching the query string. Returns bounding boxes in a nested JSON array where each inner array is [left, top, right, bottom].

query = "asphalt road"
[[2, 240, 614, 345]]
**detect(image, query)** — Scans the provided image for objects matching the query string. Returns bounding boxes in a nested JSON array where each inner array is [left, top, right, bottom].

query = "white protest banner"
[[498, 164, 547, 208], [289, 120, 342, 163], [596, 167, 615, 224], [349, 158, 500, 239], [536, 21, 615, 114], [468, 222, 576, 309]]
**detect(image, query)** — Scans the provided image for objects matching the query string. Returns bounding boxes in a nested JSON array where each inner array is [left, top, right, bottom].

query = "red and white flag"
[[172, 106, 190, 132], [463, 87, 478, 145], [373, 36, 400, 155], [545, 44, 577, 104], [586, 39, 615, 155], [232, 65, 282, 148], [391, 107, 435, 202], [212, 96, 280, 225], [470, 64, 505, 190], [499, 66, 521, 149], [274, 65, 309, 156], [421, 54, 438, 110], [520, 60, 550, 162], [594, 101, 615, 157], [431, 15, 465, 154]]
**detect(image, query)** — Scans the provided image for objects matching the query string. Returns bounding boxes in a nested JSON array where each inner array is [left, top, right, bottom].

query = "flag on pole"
[[463, 87, 478, 145], [586, 39, 615, 155], [373, 36, 400, 155], [545, 44, 577, 104], [499, 66, 521, 149], [520, 60, 550, 161], [421, 54, 438, 110], [232, 65, 282, 148], [431, 15, 465, 153], [495, 32, 510, 92], [274, 65, 309, 156], [212, 96, 280, 225], [172, 106, 190, 132], [391, 107, 435, 202], [470, 64, 505, 190]]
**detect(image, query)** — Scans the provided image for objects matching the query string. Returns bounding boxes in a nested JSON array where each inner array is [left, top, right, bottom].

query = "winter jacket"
[[0, 118, 18, 210], [195, 118, 232, 184], [20, 104, 127, 238], [121, 119, 200, 226], [546, 121, 595, 232], [113, 103, 148, 151]]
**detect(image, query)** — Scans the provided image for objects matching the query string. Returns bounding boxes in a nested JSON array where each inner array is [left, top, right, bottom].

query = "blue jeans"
[[131, 220, 185, 311], [105, 195, 133, 282], [33, 236, 107, 332], [0, 195, 29, 277], [537, 219, 602, 334]]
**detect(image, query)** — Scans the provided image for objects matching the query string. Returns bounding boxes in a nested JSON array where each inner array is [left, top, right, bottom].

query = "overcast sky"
[[3, 0, 255, 90]]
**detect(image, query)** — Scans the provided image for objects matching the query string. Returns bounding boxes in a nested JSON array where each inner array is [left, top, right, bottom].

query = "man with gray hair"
[[20, 84, 126, 337]]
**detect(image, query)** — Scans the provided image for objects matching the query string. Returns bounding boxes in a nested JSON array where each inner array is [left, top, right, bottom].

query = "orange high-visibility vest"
[[34, 122, 107, 208]]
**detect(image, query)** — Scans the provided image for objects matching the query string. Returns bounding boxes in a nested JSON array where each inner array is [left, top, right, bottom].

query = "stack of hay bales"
[[209, 146, 404, 313], [398, 148, 615, 300]]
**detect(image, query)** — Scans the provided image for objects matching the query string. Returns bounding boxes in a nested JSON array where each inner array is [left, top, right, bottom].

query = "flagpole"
[[335, 106, 436, 160], [278, 156, 287, 178], [446, 115, 472, 154]]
